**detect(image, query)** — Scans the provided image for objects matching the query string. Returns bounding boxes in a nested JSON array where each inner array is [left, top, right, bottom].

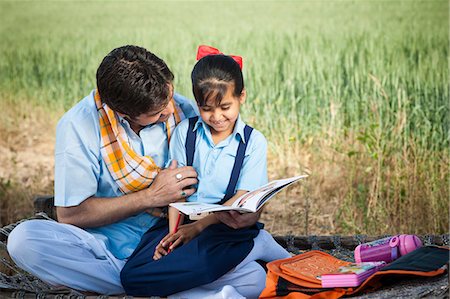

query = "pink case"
[[354, 235, 422, 263], [394, 234, 423, 256], [321, 262, 385, 288]]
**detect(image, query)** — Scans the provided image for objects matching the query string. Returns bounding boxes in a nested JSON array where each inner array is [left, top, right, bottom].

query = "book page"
[[231, 175, 308, 212], [170, 175, 308, 216], [169, 202, 253, 215]]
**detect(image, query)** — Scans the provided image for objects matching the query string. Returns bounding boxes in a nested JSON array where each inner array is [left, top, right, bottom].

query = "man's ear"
[[239, 89, 246, 104], [116, 112, 127, 118], [116, 112, 134, 124]]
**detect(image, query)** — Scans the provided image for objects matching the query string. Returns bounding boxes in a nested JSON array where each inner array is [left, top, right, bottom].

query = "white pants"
[[7, 220, 289, 298]]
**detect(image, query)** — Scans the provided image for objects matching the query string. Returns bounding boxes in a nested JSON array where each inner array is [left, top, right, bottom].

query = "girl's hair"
[[191, 54, 244, 107]]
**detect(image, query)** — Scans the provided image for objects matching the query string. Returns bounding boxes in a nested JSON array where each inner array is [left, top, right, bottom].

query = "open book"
[[170, 175, 307, 218]]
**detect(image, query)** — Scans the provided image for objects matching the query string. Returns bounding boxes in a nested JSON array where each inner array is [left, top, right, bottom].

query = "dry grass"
[[261, 131, 449, 236], [0, 97, 57, 226], [0, 100, 448, 236], [262, 136, 348, 236]]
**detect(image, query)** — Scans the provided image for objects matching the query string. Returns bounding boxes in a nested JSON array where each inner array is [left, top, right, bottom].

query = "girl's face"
[[199, 83, 246, 137]]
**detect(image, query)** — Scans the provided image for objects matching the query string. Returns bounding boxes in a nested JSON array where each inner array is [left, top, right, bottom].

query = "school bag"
[[259, 246, 449, 299]]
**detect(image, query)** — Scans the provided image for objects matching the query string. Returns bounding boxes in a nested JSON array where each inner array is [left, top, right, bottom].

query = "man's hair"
[[96, 45, 174, 118], [191, 54, 244, 107]]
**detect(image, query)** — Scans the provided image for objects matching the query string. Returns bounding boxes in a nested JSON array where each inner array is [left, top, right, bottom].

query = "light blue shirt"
[[168, 116, 268, 204], [54, 89, 198, 259]]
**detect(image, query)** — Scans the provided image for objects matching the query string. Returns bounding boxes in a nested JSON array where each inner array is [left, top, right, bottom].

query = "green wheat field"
[[0, 1, 448, 236]]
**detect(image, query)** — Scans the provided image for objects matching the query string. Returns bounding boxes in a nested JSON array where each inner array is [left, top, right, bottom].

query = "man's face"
[[131, 100, 175, 127], [121, 84, 175, 130]]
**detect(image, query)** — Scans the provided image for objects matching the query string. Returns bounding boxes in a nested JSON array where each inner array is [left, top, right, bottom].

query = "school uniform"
[[121, 116, 290, 297], [172, 116, 268, 203]]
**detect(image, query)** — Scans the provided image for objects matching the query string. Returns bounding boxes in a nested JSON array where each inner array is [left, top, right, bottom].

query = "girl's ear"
[[239, 89, 246, 104]]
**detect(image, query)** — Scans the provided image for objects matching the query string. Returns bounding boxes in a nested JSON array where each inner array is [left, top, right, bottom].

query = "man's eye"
[[221, 106, 230, 110]]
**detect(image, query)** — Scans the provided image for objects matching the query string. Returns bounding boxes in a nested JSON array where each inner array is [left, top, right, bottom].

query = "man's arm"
[[57, 161, 197, 228]]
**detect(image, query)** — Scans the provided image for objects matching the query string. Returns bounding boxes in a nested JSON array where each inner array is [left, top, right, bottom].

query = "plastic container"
[[354, 235, 422, 263]]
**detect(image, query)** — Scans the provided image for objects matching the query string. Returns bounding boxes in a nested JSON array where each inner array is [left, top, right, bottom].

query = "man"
[[7, 45, 265, 297]]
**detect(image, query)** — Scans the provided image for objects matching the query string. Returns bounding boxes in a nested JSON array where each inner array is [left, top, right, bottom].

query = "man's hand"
[[145, 160, 198, 208], [215, 210, 262, 229]]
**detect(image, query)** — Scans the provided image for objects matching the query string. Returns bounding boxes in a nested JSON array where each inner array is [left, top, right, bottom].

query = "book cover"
[[170, 175, 308, 219], [320, 262, 385, 288]]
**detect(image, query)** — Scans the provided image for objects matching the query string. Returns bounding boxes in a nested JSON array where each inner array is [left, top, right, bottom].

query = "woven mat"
[[1, 214, 448, 298]]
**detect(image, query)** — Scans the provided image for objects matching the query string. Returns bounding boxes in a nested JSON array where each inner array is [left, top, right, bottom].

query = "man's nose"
[[161, 101, 175, 116]]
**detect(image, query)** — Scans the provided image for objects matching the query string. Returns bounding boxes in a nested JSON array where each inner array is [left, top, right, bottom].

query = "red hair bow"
[[196, 45, 243, 69]]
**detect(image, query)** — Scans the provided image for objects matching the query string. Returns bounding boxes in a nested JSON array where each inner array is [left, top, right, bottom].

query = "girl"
[[156, 45, 283, 258], [121, 46, 290, 298]]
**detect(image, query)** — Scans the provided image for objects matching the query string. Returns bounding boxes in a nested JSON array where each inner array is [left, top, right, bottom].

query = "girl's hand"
[[215, 210, 261, 229], [153, 234, 170, 260], [160, 222, 203, 252]]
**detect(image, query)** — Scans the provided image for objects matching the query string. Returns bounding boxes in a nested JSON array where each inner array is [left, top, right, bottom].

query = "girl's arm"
[[168, 205, 185, 234], [159, 190, 248, 254]]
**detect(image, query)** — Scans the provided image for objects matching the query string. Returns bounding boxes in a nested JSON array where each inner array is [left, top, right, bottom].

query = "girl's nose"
[[212, 109, 222, 120]]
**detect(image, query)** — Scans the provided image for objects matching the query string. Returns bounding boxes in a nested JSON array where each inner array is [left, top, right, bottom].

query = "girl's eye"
[[201, 107, 211, 112]]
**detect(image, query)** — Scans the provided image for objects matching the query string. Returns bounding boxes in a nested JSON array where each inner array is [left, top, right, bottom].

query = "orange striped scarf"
[[95, 90, 184, 194]]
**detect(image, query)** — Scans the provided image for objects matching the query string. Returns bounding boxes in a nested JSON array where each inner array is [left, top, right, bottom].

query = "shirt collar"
[[195, 115, 248, 144]]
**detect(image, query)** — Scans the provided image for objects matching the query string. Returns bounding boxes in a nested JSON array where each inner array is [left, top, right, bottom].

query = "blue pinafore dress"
[[120, 117, 262, 297]]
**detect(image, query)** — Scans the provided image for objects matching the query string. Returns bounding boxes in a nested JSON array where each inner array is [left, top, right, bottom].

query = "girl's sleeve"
[[236, 130, 268, 192], [167, 119, 189, 168]]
